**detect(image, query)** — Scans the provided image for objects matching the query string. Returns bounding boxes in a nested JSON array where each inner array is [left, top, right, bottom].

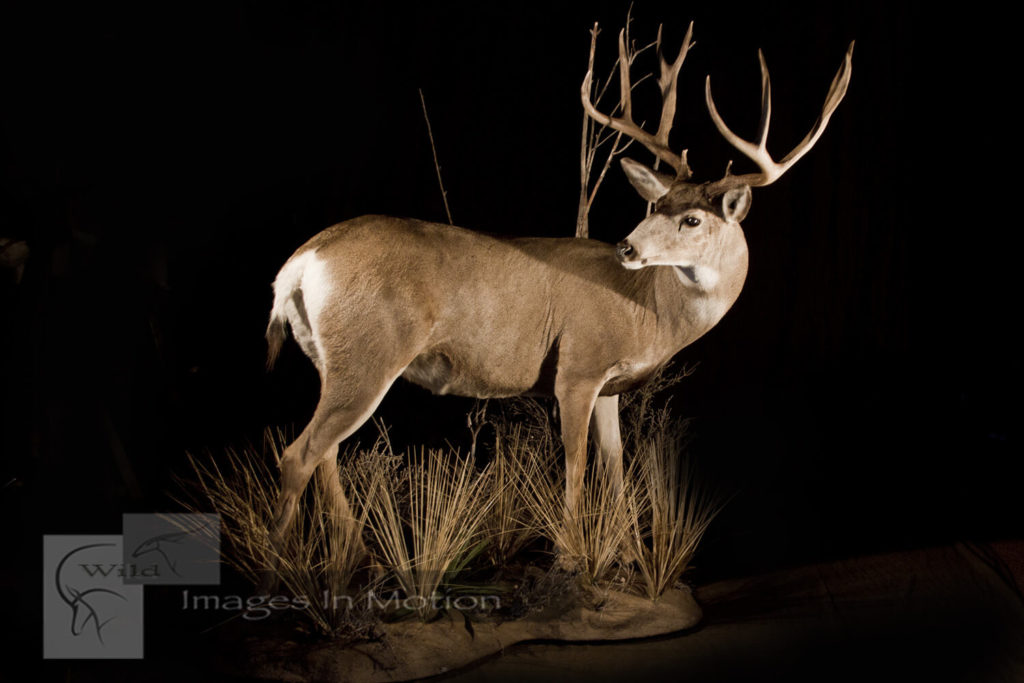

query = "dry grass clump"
[[625, 424, 723, 600], [356, 446, 498, 620], [515, 450, 633, 585], [179, 429, 372, 635], [177, 370, 722, 632], [481, 416, 552, 566]]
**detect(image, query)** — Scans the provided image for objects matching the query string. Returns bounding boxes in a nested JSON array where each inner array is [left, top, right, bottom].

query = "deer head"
[[582, 23, 854, 287]]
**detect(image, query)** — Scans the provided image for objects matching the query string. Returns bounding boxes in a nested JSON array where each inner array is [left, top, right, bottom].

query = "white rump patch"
[[299, 253, 331, 368], [269, 250, 333, 371]]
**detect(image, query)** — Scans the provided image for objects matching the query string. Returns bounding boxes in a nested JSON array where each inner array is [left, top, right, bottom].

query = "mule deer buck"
[[263, 23, 853, 567]]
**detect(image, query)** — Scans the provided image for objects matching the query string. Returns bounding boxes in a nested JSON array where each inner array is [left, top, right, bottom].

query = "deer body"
[[269, 214, 747, 399], [262, 22, 851, 576], [265, 212, 748, 544]]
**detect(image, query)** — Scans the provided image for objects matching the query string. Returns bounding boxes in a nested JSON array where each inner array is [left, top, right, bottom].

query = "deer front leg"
[[591, 393, 638, 566], [591, 394, 623, 499], [555, 382, 602, 514]]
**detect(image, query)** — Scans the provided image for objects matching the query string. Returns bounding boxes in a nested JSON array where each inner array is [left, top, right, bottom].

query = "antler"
[[581, 22, 696, 179], [704, 41, 855, 195]]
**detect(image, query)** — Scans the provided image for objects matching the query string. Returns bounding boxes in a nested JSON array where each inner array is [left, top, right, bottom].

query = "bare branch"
[[419, 88, 454, 225]]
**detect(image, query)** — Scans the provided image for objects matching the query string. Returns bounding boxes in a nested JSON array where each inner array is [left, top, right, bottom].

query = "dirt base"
[[228, 587, 701, 682]]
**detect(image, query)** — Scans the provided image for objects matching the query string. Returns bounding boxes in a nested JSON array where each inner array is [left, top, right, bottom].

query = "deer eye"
[[679, 215, 701, 229]]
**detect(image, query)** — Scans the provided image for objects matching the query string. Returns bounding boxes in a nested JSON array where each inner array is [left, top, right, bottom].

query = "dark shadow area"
[[437, 543, 1024, 683]]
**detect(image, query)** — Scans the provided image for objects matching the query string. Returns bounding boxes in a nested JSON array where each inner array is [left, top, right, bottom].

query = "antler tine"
[[655, 21, 695, 179], [780, 40, 854, 166], [581, 22, 694, 176], [755, 50, 772, 151], [617, 28, 633, 122], [705, 41, 854, 193], [703, 50, 774, 181]]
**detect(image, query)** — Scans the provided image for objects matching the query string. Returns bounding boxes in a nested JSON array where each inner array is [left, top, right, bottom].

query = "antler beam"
[[581, 21, 696, 179], [704, 41, 855, 194]]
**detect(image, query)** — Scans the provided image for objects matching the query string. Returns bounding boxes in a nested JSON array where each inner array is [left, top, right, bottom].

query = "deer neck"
[[656, 228, 749, 346]]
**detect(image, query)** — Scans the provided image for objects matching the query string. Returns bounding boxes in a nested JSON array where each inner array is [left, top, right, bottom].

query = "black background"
[[2, 1, 1020, 679]]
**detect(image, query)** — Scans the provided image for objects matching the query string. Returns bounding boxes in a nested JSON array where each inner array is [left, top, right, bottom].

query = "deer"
[[262, 22, 853, 576]]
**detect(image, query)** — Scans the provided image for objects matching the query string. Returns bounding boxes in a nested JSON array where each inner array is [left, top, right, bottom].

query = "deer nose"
[[616, 240, 635, 260]]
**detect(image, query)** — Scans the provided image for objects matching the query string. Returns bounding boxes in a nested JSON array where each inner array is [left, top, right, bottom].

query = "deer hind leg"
[[591, 394, 623, 499], [265, 364, 404, 589], [315, 446, 367, 592]]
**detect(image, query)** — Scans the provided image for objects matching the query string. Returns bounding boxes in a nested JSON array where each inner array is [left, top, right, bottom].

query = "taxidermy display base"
[[221, 586, 700, 682], [183, 400, 713, 683]]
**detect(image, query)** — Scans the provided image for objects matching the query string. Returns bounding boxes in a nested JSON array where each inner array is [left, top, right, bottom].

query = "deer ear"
[[620, 158, 673, 203], [721, 185, 752, 222]]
